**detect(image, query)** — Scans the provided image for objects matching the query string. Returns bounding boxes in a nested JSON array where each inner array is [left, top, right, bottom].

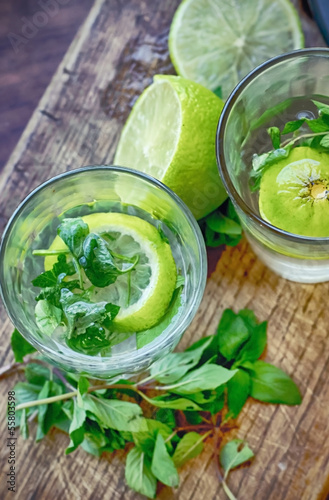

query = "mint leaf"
[[151, 432, 179, 487], [312, 99, 329, 116], [66, 399, 86, 454], [155, 408, 176, 429], [80, 394, 147, 432], [220, 439, 254, 477], [79, 233, 121, 287], [234, 310, 267, 364], [78, 376, 89, 396], [206, 213, 242, 236], [81, 431, 107, 457], [281, 119, 305, 134], [267, 126, 281, 149], [243, 360, 302, 405], [169, 364, 237, 394], [32, 255, 75, 288], [36, 380, 63, 441], [200, 200, 242, 248], [227, 369, 250, 419], [217, 309, 249, 361], [57, 218, 89, 259], [306, 116, 329, 133], [60, 289, 119, 338], [173, 432, 204, 467], [320, 134, 329, 148], [125, 447, 157, 499], [35, 300, 62, 335], [150, 337, 212, 384], [140, 393, 202, 411], [11, 329, 37, 363]]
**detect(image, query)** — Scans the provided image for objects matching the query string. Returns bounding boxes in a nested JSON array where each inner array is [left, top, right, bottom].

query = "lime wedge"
[[45, 213, 177, 332], [114, 74, 227, 220], [169, 0, 304, 99]]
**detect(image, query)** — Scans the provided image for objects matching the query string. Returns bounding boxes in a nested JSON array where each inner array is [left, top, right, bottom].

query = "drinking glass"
[[217, 48, 329, 283], [0, 166, 207, 378]]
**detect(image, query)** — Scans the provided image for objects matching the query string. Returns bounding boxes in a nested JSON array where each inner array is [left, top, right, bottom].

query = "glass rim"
[[0, 165, 207, 373], [216, 47, 329, 245]]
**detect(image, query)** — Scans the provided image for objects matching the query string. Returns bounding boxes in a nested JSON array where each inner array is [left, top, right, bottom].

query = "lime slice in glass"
[[169, 0, 304, 99], [45, 213, 177, 332]]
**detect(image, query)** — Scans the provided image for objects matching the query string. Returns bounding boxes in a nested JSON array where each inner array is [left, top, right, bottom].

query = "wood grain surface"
[[0, 1, 328, 499], [0, 0, 91, 170]]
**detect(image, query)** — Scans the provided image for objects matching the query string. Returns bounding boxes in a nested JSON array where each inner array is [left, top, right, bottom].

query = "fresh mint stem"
[[32, 249, 70, 256], [280, 130, 328, 148], [72, 256, 84, 289], [126, 271, 131, 307]]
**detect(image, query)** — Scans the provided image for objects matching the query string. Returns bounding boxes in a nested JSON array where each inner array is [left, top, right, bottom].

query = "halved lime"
[[114, 74, 227, 220], [45, 213, 177, 332], [169, 0, 304, 99]]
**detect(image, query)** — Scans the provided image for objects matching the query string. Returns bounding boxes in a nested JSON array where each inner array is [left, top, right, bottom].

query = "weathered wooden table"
[[0, 1, 328, 499]]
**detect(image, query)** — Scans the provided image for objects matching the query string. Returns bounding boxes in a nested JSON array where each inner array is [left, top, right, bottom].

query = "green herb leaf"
[[227, 369, 250, 419], [150, 337, 213, 384], [173, 432, 204, 467], [281, 119, 305, 134], [60, 289, 119, 338], [32, 254, 75, 289], [66, 399, 86, 454], [11, 329, 37, 363], [267, 127, 281, 149], [168, 364, 237, 394], [312, 99, 329, 116], [36, 380, 63, 442], [206, 212, 242, 236], [78, 376, 89, 396], [234, 310, 267, 364], [80, 394, 147, 432], [220, 439, 254, 478], [81, 431, 108, 457], [125, 447, 157, 499], [217, 309, 249, 361], [200, 200, 242, 248], [155, 408, 176, 429], [35, 300, 62, 335], [140, 393, 202, 411], [320, 134, 329, 148], [242, 360, 302, 405], [175, 275, 185, 289], [79, 233, 123, 287], [57, 218, 89, 259], [151, 432, 179, 487], [306, 116, 329, 133]]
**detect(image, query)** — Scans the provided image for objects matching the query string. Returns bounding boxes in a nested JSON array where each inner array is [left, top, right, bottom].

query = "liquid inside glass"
[[21, 201, 187, 358]]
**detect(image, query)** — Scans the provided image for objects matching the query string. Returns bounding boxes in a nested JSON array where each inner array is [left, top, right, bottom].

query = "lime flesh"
[[114, 75, 227, 220], [45, 213, 177, 332], [259, 147, 329, 237], [169, 0, 304, 99]]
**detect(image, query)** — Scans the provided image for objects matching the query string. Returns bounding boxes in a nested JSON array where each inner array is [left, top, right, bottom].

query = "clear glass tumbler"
[[217, 48, 329, 283], [0, 166, 207, 378]]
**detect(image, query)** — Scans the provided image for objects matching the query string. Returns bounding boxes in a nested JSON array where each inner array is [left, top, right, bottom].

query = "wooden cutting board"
[[0, 1, 328, 499]]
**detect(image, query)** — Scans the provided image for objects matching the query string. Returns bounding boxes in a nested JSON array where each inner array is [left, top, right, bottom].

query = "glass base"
[[246, 234, 329, 284]]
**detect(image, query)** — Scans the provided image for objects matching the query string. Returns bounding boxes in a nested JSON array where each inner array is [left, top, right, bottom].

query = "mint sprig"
[[5, 308, 302, 499], [250, 99, 329, 190]]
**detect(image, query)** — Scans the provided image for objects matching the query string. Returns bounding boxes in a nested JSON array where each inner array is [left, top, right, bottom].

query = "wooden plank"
[[0, 1, 328, 499]]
